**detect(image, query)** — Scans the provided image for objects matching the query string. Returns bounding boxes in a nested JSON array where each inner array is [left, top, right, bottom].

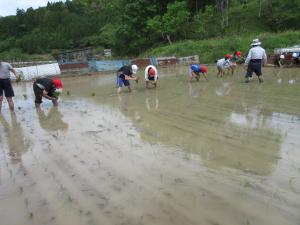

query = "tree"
[[147, 1, 190, 44]]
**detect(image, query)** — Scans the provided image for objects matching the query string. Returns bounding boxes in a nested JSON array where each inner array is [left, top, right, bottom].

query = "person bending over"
[[145, 65, 158, 88], [116, 64, 139, 94], [33, 77, 63, 108], [189, 64, 208, 81]]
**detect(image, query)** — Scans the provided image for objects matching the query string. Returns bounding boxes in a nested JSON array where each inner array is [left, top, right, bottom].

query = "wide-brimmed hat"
[[251, 38, 261, 46]]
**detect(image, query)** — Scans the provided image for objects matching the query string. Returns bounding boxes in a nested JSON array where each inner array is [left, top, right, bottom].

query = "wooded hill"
[[0, 0, 299, 61]]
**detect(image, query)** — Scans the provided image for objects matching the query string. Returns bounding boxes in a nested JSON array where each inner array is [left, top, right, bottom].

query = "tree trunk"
[[166, 34, 172, 45]]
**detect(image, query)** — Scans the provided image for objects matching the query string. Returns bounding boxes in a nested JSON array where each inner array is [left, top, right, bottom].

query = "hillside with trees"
[[0, 0, 299, 61]]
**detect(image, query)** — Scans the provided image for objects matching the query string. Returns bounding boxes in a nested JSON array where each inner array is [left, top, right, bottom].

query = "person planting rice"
[[116, 64, 139, 94], [145, 65, 158, 88], [230, 51, 245, 67], [33, 77, 63, 108], [244, 38, 267, 83], [0, 60, 21, 112], [216, 54, 232, 77], [189, 64, 208, 81]]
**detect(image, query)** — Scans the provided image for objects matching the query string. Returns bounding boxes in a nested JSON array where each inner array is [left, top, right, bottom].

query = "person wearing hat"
[[244, 38, 267, 83], [116, 64, 139, 94], [0, 60, 21, 112], [231, 51, 245, 64], [33, 77, 64, 108], [189, 64, 208, 81], [216, 54, 232, 77], [274, 54, 285, 67], [292, 52, 300, 65], [145, 65, 158, 88]]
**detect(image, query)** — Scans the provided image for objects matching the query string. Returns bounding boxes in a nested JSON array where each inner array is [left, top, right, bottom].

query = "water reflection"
[[188, 82, 208, 98], [62, 67, 300, 176], [36, 107, 68, 132], [0, 112, 30, 163], [111, 76, 283, 175], [215, 81, 234, 97]]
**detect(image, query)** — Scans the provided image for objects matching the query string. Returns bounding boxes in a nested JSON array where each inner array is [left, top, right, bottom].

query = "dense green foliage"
[[143, 31, 300, 63], [0, 0, 299, 61]]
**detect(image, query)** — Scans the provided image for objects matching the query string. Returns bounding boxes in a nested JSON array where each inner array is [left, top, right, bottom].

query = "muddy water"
[[0, 66, 300, 225]]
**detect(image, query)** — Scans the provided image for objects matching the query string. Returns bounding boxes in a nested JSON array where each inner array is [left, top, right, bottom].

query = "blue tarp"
[[89, 60, 131, 72]]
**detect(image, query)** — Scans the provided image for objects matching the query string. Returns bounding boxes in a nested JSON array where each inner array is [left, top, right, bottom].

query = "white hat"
[[251, 38, 261, 46], [131, 64, 138, 74], [280, 54, 285, 59], [292, 52, 298, 58]]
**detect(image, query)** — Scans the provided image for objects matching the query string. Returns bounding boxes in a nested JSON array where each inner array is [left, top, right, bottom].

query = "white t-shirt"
[[216, 58, 231, 69], [245, 46, 267, 64], [0, 62, 13, 79], [145, 65, 158, 81]]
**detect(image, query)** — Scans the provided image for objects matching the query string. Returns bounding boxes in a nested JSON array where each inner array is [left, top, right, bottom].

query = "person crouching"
[[145, 65, 158, 88], [33, 77, 63, 108], [216, 54, 232, 77], [189, 64, 208, 81]]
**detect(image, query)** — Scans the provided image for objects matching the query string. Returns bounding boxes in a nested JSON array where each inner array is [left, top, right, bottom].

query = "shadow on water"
[[0, 112, 30, 163], [36, 107, 69, 133]]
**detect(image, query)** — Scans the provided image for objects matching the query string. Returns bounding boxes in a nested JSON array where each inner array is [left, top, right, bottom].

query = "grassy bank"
[[142, 31, 300, 63]]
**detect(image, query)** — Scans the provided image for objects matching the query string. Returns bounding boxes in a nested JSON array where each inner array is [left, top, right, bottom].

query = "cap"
[[235, 51, 241, 56], [200, 66, 208, 73], [131, 64, 138, 74], [149, 68, 156, 77], [52, 78, 63, 89], [225, 54, 231, 59]]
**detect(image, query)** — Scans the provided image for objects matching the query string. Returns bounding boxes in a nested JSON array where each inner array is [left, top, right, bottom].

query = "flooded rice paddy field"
[[0, 66, 300, 225]]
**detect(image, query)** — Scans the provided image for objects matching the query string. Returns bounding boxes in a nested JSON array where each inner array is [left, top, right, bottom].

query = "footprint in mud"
[[174, 178, 185, 184], [127, 133, 135, 137], [163, 191, 173, 198], [112, 185, 122, 192]]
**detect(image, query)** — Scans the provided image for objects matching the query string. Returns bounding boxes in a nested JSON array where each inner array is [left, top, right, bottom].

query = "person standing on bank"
[[0, 61, 20, 112], [245, 39, 267, 83]]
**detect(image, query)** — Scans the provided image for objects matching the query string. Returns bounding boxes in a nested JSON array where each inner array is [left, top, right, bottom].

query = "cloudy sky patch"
[[0, 0, 65, 17]]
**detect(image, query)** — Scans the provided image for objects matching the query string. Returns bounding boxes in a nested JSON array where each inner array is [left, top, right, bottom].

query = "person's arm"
[[42, 90, 57, 101], [9, 67, 20, 81], [245, 50, 252, 64], [263, 50, 267, 66], [124, 74, 137, 80], [202, 72, 208, 81]]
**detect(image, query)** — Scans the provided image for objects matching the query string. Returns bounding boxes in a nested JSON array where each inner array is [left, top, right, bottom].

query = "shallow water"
[[0, 66, 300, 225]]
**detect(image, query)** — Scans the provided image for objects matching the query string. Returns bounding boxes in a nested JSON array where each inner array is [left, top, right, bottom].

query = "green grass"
[[142, 31, 300, 63]]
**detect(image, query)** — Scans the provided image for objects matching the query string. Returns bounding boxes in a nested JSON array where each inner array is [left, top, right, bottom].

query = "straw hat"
[[251, 38, 261, 46]]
